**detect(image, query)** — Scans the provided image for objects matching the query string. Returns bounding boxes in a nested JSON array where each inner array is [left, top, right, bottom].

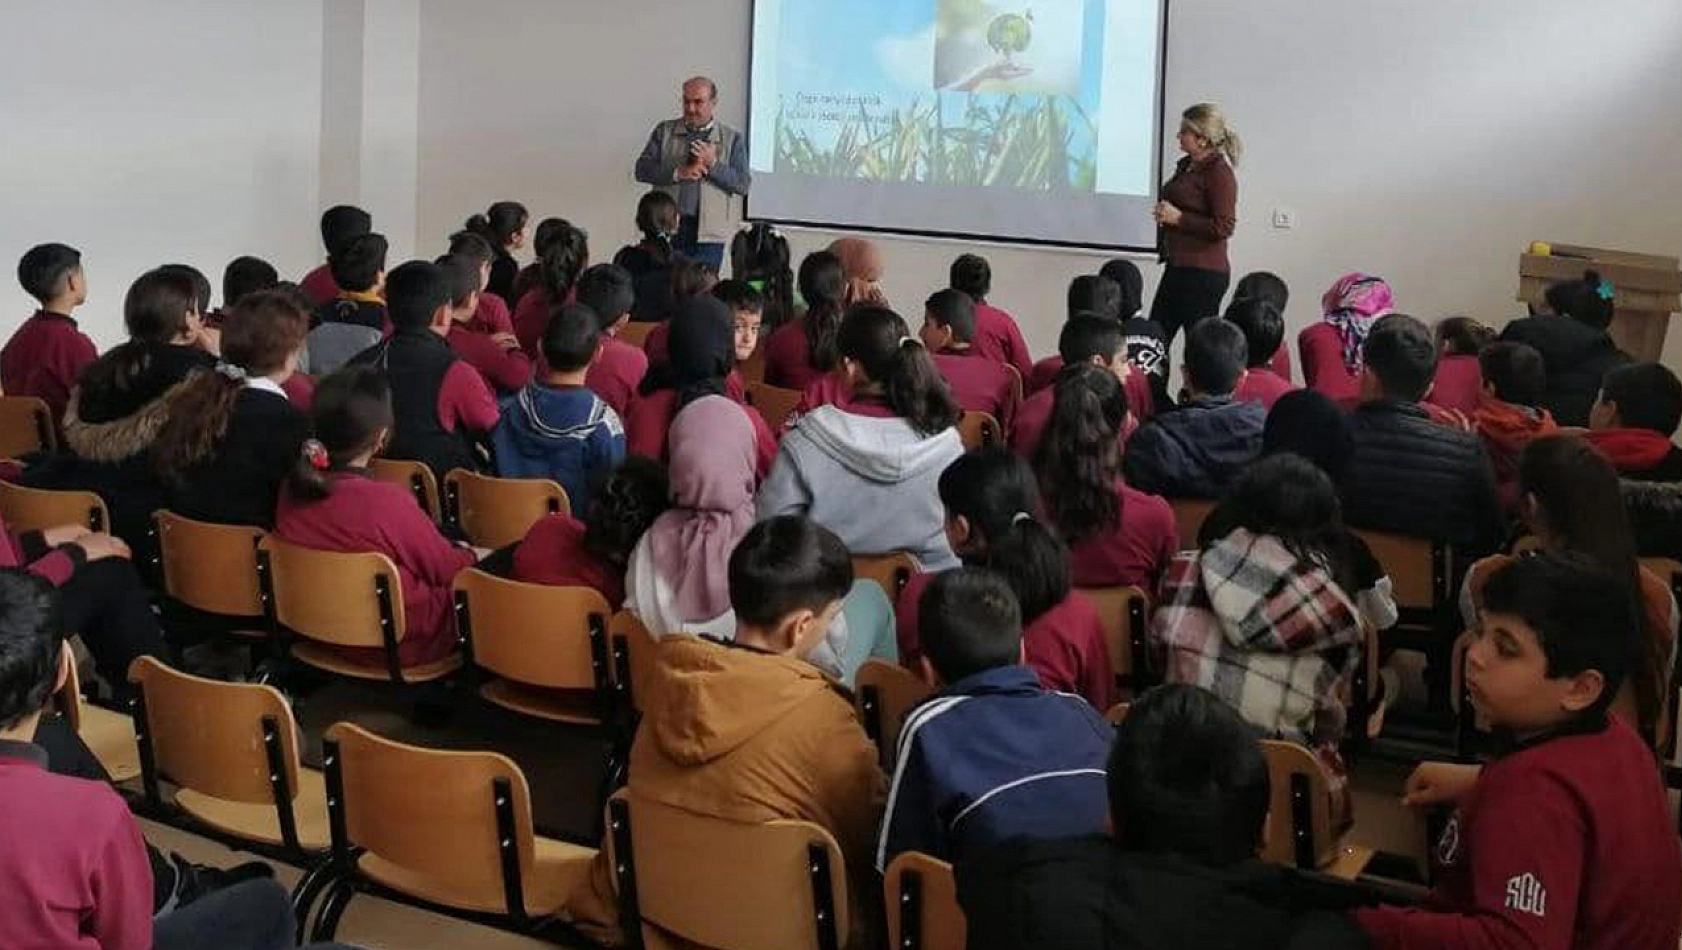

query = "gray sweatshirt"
[[757, 405, 963, 571]]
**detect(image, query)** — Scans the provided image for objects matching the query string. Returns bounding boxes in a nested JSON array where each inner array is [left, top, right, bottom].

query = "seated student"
[[1101, 259, 1174, 395], [275, 366, 480, 667], [613, 191, 686, 323], [762, 250, 847, 391], [1460, 435, 1677, 746], [1299, 272, 1394, 402], [624, 296, 775, 477], [949, 253, 1032, 377], [878, 567, 1112, 869], [3, 242, 97, 428], [152, 291, 311, 528], [957, 684, 1370, 950], [1034, 365, 1177, 591], [1123, 318, 1265, 499], [0, 570, 301, 950], [447, 230, 514, 335], [895, 449, 1115, 709], [1341, 314, 1504, 552], [1471, 341, 1557, 507], [300, 204, 371, 306], [511, 215, 568, 308], [830, 237, 887, 307], [916, 289, 1020, 432], [348, 260, 499, 480], [714, 277, 764, 374], [1586, 362, 1682, 482], [565, 516, 887, 950], [1225, 296, 1297, 410], [577, 263, 649, 418], [491, 302, 625, 517], [636, 258, 720, 365], [1153, 453, 1367, 820], [207, 256, 281, 328], [1427, 316, 1493, 419], [1501, 269, 1632, 426], [759, 305, 966, 570], [1013, 315, 1146, 459], [512, 457, 668, 606], [435, 253, 532, 394], [512, 220, 588, 358], [1357, 554, 1682, 950], [1023, 275, 1109, 396], [1230, 269, 1294, 381], [462, 200, 529, 303], [307, 231, 388, 374], [731, 223, 796, 331]]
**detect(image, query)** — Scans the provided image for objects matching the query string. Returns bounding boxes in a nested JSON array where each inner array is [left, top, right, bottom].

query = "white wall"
[[415, 0, 1682, 370], [0, 1, 325, 349]]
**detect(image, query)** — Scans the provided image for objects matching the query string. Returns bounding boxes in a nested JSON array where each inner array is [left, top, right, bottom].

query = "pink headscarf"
[[827, 237, 887, 307], [644, 396, 758, 623], [1320, 273, 1395, 374]]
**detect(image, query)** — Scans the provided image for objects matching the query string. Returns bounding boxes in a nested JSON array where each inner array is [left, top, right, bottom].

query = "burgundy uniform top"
[[274, 470, 475, 665], [512, 286, 554, 359], [434, 360, 501, 436], [447, 325, 533, 394], [971, 303, 1034, 377], [1299, 322, 1363, 402], [299, 262, 339, 307], [281, 373, 315, 411], [625, 389, 776, 479], [1267, 346, 1294, 382], [0, 508, 82, 587], [586, 336, 650, 419], [1426, 354, 1484, 418], [1355, 718, 1682, 950], [512, 513, 625, 607], [933, 350, 1020, 432], [1009, 376, 1148, 461], [762, 317, 829, 391], [1232, 366, 1298, 411], [897, 572, 1114, 710], [1065, 483, 1179, 590], [1, 310, 98, 427], [0, 740, 153, 950], [642, 320, 671, 366], [1023, 355, 1154, 423], [467, 292, 514, 335], [1159, 152, 1237, 273], [1026, 355, 1061, 396]]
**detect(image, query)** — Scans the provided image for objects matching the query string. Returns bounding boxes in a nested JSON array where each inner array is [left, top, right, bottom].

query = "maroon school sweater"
[[897, 571, 1114, 710], [299, 263, 339, 307], [512, 287, 553, 359], [1356, 718, 1681, 950], [512, 513, 625, 607], [970, 303, 1033, 377], [1426, 354, 1484, 418], [1299, 322, 1362, 403], [624, 389, 775, 479], [1, 311, 98, 427], [587, 336, 649, 419], [1233, 366, 1298, 411], [1009, 377, 1146, 461], [447, 325, 533, 394], [933, 350, 1019, 432], [1065, 483, 1179, 590], [762, 317, 828, 391], [467, 292, 514, 336], [274, 471, 475, 665]]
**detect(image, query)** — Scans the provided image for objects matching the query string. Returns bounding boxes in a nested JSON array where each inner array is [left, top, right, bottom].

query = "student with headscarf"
[[1298, 272, 1394, 403], [827, 237, 886, 307], [623, 295, 776, 478]]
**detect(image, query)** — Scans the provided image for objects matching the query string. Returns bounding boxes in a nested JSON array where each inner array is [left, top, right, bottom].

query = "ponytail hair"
[[583, 457, 672, 569], [837, 305, 961, 437], [538, 220, 590, 303], [634, 191, 681, 267], [1033, 363, 1126, 543], [79, 267, 202, 404], [464, 201, 529, 250], [937, 449, 1071, 623], [1434, 316, 1495, 357], [798, 250, 848, 372], [1181, 102, 1241, 166], [1544, 269, 1616, 330], [153, 291, 309, 484], [287, 366, 392, 501], [731, 224, 795, 329]]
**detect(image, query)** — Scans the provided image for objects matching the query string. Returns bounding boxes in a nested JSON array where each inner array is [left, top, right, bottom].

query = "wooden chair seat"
[[1260, 740, 1371, 880], [745, 382, 802, 432], [956, 411, 1001, 450], [0, 481, 108, 534], [81, 703, 140, 783], [175, 767, 330, 852], [289, 642, 462, 683], [355, 834, 595, 917], [445, 470, 569, 549], [479, 679, 603, 725]]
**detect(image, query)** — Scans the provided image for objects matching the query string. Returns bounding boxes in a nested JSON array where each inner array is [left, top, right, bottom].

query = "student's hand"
[[41, 525, 92, 547], [195, 325, 222, 356], [491, 332, 521, 351], [1401, 761, 1482, 808], [73, 533, 133, 562]]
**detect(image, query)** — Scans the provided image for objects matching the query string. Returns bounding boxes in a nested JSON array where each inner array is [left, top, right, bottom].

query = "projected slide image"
[[934, 0, 1082, 96]]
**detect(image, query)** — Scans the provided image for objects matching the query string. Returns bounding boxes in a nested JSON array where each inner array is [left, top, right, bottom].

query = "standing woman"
[[1150, 103, 1241, 345], [464, 201, 529, 303]]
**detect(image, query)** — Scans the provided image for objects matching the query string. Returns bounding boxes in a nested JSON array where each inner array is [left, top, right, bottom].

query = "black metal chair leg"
[[290, 859, 338, 943], [310, 880, 356, 942]]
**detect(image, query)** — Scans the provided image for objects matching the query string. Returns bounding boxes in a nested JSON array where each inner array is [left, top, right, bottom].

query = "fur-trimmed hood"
[[62, 377, 194, 463], [62, 342, 212, 463], [1623, 478, 1682, 559]]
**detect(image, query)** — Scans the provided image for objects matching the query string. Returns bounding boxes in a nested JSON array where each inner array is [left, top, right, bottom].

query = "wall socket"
[[1272, 208, 1297, 229]]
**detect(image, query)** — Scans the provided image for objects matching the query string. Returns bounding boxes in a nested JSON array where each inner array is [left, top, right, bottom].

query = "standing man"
[[633, 76, 750, 273]]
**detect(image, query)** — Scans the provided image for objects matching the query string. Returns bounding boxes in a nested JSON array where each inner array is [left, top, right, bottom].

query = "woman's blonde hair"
[[1181, 103, 1242, 166]]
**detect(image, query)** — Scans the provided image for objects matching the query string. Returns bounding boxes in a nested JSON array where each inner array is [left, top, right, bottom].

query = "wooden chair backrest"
[[445, 470, 569, 549], [1001, 364, 1025, 405], [0, 481, 107, 534], [738, 344, 767, 385], [956, 411, 1001, 451], [368, 458, 443, 522], [609, 789, 849, 950], [746, 382, 802, 432], [1358, 530, 1444, 611], [130, 656, 301, 804], [1077, 586, 1149, 680], [327, 722, 537, 909], [609, 611, 659, 712], [1259, 740, 1335, 869], [0, 396, 56, 457], [1104, 702, 1131, 724], [884, 852, 965, 950], [855, 659, 933, 768], [618, 321, 657, 349], [258, 535, 407, 647], [852, 551, 919, 601], [1169, 498, 1216, 551], [454, 569, 609, 689], [52, 647, 82, 732], [154, 510, 265, 617]]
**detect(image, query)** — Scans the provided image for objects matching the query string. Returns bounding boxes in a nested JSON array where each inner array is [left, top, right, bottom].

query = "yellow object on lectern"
[[1528, 241, 1552, 256]]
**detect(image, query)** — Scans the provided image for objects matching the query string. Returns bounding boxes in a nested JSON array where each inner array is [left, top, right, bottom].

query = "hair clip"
[[215, 362, 248, 382], [1596, 281, 1616, 301], [1011, 511, 1034, 526], [897, 335, 923, 349], [301, 439, 330, 471]]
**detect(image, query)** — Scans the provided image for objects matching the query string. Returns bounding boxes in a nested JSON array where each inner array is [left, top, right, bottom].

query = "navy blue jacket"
[[876, 665, 1112, 870], [491, 382, 625, 518], [1122, 395, 1265, 499]]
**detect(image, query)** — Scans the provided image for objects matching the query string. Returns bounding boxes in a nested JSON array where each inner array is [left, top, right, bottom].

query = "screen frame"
[[742, 0, 1172, 253]]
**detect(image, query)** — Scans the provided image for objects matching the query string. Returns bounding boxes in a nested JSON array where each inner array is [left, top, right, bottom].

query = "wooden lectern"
[[1517, 244, 1681, 362]]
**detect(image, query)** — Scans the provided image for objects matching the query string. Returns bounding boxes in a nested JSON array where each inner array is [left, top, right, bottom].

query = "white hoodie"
[[757, 405, 963, 571]]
